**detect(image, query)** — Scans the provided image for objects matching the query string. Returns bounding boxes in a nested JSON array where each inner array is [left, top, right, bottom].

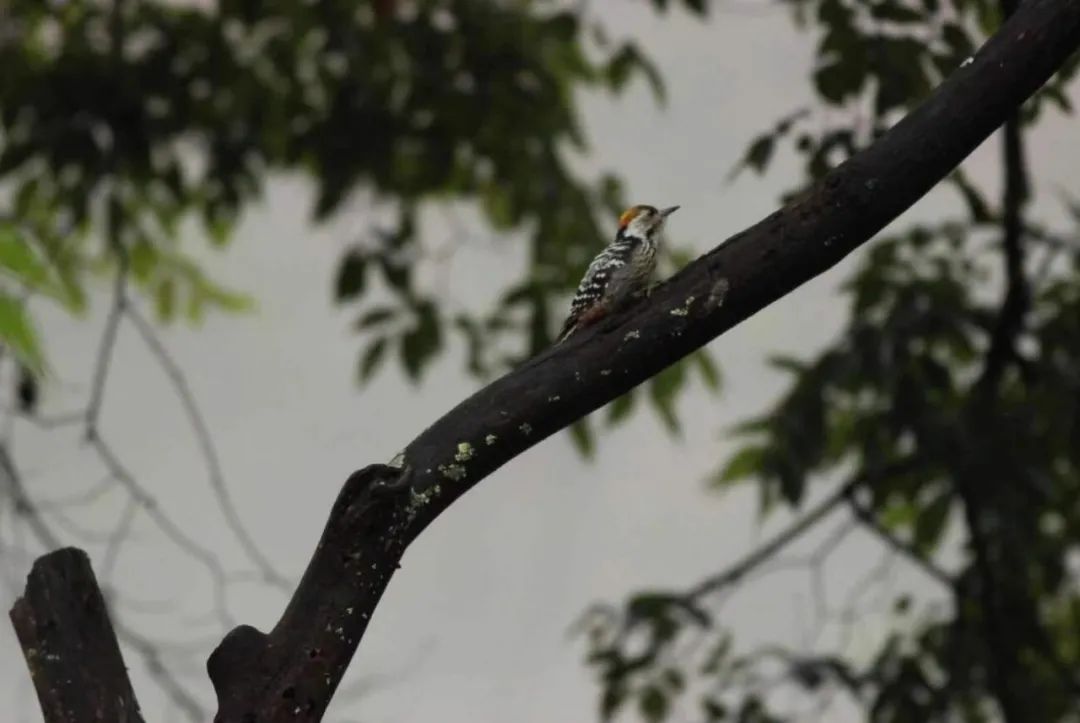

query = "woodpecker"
[[556, 204, 679, 343]]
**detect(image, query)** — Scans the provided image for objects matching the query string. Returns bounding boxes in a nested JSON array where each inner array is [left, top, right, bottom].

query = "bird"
[[556, 204, 679, 343]]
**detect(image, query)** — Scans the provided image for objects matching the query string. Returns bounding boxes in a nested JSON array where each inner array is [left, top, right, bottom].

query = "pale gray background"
[[2, 3, 1078, 722]]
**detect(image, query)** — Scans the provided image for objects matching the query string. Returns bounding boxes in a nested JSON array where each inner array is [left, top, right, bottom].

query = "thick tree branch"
[[206, 2, 1080, 720], [207, 464, 410, 720], [10, 548, 144, 723]]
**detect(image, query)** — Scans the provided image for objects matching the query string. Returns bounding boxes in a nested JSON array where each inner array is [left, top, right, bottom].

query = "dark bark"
[[205, 2, 1080, 720], [208, 464, 410, 721], [9, 548, 144, 723], [957, 0, 1032, 712], [959, 65, 1035, 723], [954, 3, 1079, 718], [977, 0, 1031, 397]]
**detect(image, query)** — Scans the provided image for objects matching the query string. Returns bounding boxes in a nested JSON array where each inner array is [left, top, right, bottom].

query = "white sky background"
[[2, 3, 1080, 722]]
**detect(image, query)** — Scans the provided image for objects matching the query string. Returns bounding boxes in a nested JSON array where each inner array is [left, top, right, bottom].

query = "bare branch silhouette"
[[125, 305, 289, 590]]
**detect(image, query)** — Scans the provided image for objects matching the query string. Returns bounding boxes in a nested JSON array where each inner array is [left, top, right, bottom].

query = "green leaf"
[[817, 0, 851, 26], [0, 226, 82, 311], [649, 362, 686, 434], [129, 239, 158, 281], [199, 281, 256, 315], [600, 685, 627, 720], [1038, 84, 1074, 114], [942, 22, 974, 58], [730, 416, 771, 437], [335, 250, 368, 301], [777, 459, 805, 506], [639, 685, 669, 723], [482, 186, 516, 230], [813, 28, 867, 106], [0, 292, 46, 376], [702, 698, 727, 721], [606, 390, 637, 426], [730, 133, 776, 180], [767, 355, 807, 375], [606, 42, 666, 103], [155, 278, 176, 322], [359, 337, 389, 384], [400, 302, 442, 381], [745, 135, 774, 173], [870, 2, 925, 23], [914, 491, 952, 552], [662, 667, 685, 692], [700, 632, 732, 675], [692, 350, 722, 392], [714, 446, 766, 486], [454, 314, 489, 378], [682, 0, 708, 16], [873, 37, 932, 114], [355, 306, 397, 330], [186, 291, 204, 324], [206, 209, 234, 247], [569, 418, 595, 458], [378, 257, 411, 292], [0, 228, 49, 287]]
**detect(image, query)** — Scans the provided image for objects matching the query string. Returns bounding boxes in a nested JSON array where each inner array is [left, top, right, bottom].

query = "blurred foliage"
[[0, 0, 717, 447], [584, 0, 1080, 720]]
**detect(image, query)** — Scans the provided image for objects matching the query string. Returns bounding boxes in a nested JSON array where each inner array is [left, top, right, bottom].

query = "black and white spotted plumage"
[[556, 204, 678, 343]]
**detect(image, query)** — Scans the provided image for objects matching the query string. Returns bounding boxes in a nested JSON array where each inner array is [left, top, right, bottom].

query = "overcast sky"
[[2, 3, 1079, 723]]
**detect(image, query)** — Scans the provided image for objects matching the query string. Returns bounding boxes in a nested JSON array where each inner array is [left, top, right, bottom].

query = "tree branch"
[[200, 2, 1080, 717], [208, 464, 409, 720], [1, 443, 205, 720], [976, 14, 1032, 395], [9, 548, 144, 723], [955, 5, 1045, 720], [204, 4, 1080, 718], [843, 488, 953, 588], [126, 304, 290, 590], [687, 476, 856, 603]]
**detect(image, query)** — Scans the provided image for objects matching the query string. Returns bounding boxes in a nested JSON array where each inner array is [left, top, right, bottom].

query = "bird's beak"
[[660, 205, 680, 218]]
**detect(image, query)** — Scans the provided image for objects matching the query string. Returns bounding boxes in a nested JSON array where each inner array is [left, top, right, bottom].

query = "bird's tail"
[[554, 316, 578, 345]]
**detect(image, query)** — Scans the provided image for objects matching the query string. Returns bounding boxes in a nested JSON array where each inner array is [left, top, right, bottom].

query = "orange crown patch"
[[618, 206, 643, 228]]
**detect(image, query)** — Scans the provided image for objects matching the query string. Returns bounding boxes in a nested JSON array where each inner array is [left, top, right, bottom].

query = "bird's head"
[[616, 204, 679, 240]]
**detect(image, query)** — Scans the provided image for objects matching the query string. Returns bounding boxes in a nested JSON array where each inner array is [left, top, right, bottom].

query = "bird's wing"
[[556, 241, 632, 342]]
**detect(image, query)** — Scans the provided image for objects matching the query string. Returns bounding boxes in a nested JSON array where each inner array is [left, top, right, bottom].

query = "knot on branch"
[[207, 463, 415, 722], [207, 624, 271, 706]]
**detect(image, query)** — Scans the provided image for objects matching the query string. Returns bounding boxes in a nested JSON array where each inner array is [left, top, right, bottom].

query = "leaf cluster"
[[587, 0, 1080, 719], [0, 0, 720, 437]]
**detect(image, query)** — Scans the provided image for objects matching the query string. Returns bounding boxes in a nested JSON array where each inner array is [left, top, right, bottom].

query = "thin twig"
[[85, 267, 127, 432], [689, 461, 917, 602], [114, 621, 205, 723], [688, 481, 854, 602], [1, 440, 206, 720], [844, 490, 953, 587], [88, 429, 235, 628], [101, 493, 139, 583], [126, 304, 289, 590], [32, 473, 118, 510], [80, 266, 236, 626]]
